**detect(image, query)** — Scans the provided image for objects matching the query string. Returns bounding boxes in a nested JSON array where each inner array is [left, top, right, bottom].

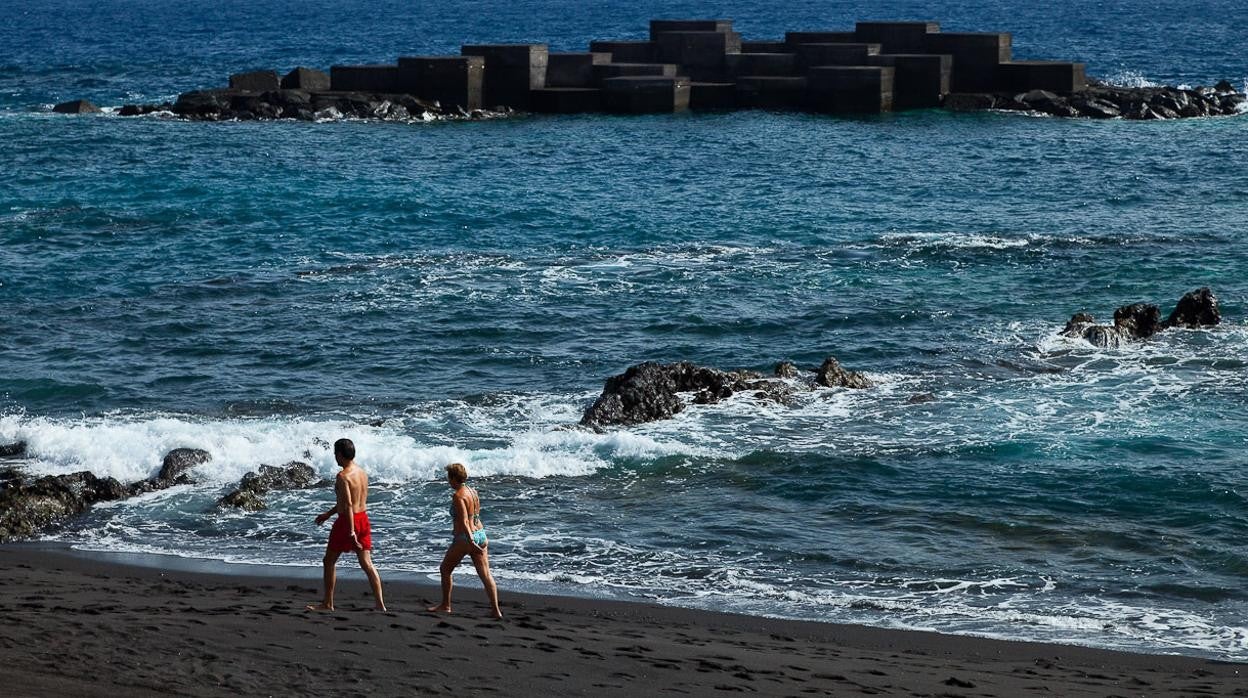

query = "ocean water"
[[3, 0, 1248, 661]]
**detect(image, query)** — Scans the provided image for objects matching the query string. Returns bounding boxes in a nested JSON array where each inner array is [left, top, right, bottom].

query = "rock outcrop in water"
[[1062, 287, 1221, 348], [581, 356, 871, 429], [0, 448, 213, 541], [949, 82, 1246, 119], [0, 441, 27, 458], [218, 461, 319, 511]]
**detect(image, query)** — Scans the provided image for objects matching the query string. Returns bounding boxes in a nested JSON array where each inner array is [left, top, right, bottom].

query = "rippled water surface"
[[2, 0, 1247, 660]]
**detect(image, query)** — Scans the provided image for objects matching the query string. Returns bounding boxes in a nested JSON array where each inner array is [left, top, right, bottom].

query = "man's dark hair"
[[334, 438, 355, 461]]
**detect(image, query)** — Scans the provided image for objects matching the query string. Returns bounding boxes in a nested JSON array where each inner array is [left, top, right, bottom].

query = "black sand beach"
[[1, 546, 1241, 696]]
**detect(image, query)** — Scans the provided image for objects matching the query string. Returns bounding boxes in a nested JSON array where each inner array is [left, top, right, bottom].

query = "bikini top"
[[453, 486, 482, 524]]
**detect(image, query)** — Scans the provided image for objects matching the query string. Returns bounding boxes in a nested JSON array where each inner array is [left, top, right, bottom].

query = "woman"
[[427, 462, 502, 619]]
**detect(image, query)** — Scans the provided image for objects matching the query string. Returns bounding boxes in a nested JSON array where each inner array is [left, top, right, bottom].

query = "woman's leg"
[[469, 546, 502, 619], [428, 544, 468, 612]]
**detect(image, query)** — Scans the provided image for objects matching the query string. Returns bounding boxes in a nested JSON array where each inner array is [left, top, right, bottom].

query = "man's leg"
[[307, 546, 342, 610], [427, 545, 467, 613], [356, 549, 386, 611]]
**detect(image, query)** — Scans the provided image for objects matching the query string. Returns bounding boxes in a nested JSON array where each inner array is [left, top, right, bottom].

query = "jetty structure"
[[87, 19, 1246, 121]]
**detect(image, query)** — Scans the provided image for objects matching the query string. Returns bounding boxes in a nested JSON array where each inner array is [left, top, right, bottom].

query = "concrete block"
[[795, 43, 881, 68], [592, 63, 679, 82], [330, 65, 402, 93], [689, 82, 737, 109], [785, 31, 858, 46], [602, 76, 691, 113], [854, 22, 940, 53], [742, 41, 789, 53], [807, 66, 895, 113], [281, 67, 330, 91], [650, 19, 734, 40], [588, 41, 656, 63], [736, 76, 808, 109], [654, 31, 742, 79], [998, 61, 1086, 93], [396, 56, 484, 110], [923, 33, 1012, 92], [462, 44, 548, 109], [546, 52, 611, 87], [230, 70, 280, 92], [530, 87, 603, 113], [725, 53, 797, 77], [865, 53, 951, 108]]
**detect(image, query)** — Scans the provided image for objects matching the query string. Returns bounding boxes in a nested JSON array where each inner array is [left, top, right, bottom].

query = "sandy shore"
[[0, 545, 1241, 697]]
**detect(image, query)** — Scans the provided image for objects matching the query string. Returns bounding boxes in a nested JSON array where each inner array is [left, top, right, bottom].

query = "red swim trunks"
[[328, 511, 372, 552]]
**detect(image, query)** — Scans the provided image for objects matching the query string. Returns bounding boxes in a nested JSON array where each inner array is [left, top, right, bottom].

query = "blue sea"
[[3, 0, 1247, 660]]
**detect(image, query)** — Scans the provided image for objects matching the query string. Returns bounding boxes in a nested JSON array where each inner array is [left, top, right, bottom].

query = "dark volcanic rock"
[[0, 471, 127, 541], [774, 361, 801, 379], [156, 448, 211, 486], [1165, 287, 1220, 328], [943, 93, 995, 111], [1215, 79, 1235, 93], [218, 461, 318, 511], [1113, 303, 1163, 340], [0, 441, 26, 458], [814, 356, 872, 389], [580, 362, 749, 428], [173, 89, 233, 117], [52, 99, 101, 114]]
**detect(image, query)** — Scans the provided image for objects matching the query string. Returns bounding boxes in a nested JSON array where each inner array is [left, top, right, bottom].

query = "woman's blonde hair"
[[446, 462, 468, 485]]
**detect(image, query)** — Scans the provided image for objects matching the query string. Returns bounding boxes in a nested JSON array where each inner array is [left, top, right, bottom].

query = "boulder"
[[774, 361, 801, 378], [580, 362, 751, 428], [1113, 303, 1163, 339], [942, 93, 995, 111], [218, 461, 318, 511], [0, 441, 26, 458], [0, 471, 127, 541], [814, 356, 872, 389], [52, 99, 102, 114], [1215, 79, 1235, 93], [1164, 287, 1220, 328], [173, 89, 232, 117], [155, 448, 211, 486]]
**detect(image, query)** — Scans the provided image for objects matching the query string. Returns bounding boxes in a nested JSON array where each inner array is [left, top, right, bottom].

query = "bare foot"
[[305, 603, 334, 611], [374, 604, 388, 612], [491, 610, 504, 620], [427, 604, 451, 613]]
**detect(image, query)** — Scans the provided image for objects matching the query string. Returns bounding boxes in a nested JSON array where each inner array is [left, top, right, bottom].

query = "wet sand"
[[0, 546, 1242, 696]]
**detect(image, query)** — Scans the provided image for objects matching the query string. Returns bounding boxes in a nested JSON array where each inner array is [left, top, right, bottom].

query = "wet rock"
[[1072, 96, 1120, 119], [156, 448, 211, 486], [906, 393, 937, 404], [580, 362, 750, 428], [1215, 79, 1235, 93], [173, 89, 232, 117], [0, 471, 127, 541], [747, 380, 799, 405], [1113, 303, 1163, 340], [1165, 287, 1220, 328], [774, 361, 801, 379], [218, 461, 318, 511], [52, 99, 102, 114], [943, 93, 995, 111], [814, 356, 872, 389], [0, 441, 26, 458]]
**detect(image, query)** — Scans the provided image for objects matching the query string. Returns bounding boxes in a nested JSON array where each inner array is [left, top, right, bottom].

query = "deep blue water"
[[2, 0, 1247, 660]]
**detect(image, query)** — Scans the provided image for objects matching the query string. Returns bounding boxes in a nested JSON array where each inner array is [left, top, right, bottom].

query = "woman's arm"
[[455, 493, 484, 552]]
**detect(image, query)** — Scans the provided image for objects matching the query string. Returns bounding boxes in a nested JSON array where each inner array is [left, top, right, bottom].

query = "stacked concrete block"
[[603, 76, 691, 113], [865, 54, 951, 108], [396, 56, 484, 110], [795, 43, 881, 68], [854, 22, 940, 53], [461, 44, 548, 109], [999, 61, 1087, 93], [742, 41, 789, 53], [736, 76, 808, 109], [592, 63, 679, 82], [230, 70, 280, 92], [281, 67, 330, 91], [785, 31, 858, 46], [588, 41, 656, 63], [807, 66, 895, 113], [546, 52, 612, 87], [649, 19, 735, 38], [923, 33, 1012, 92], [725, 53, 797, 77], [689, 82, 738, 109], [654, 31, 742, 80], [330, 65, 403, 93], [530, 88, 604, 113]]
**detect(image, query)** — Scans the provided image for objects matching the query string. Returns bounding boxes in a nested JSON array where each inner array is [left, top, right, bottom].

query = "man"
[[306, 438, 386, 611]]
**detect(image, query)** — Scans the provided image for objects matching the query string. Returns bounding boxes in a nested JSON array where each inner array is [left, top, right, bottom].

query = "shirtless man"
[[306, 438, 385, 611]]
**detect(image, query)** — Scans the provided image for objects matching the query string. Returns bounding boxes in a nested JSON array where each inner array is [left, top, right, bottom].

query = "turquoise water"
[[2, 0, 1247, 660]]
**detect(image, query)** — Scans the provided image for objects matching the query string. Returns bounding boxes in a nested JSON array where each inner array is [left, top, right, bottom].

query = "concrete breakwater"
[[62, 18, 1245, 120]]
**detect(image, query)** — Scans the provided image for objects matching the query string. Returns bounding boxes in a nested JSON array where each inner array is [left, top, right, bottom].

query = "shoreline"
[[2, 544, 1241, 696]]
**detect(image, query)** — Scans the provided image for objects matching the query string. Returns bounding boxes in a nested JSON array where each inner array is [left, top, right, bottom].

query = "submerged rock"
[[0, 441, 26, 458], [1062, 288, 1221, 347], [156, 448, 211, 486], [218, 462, 318, 511], [52, 99, 102, 114], [814, 356, 873, 389]]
